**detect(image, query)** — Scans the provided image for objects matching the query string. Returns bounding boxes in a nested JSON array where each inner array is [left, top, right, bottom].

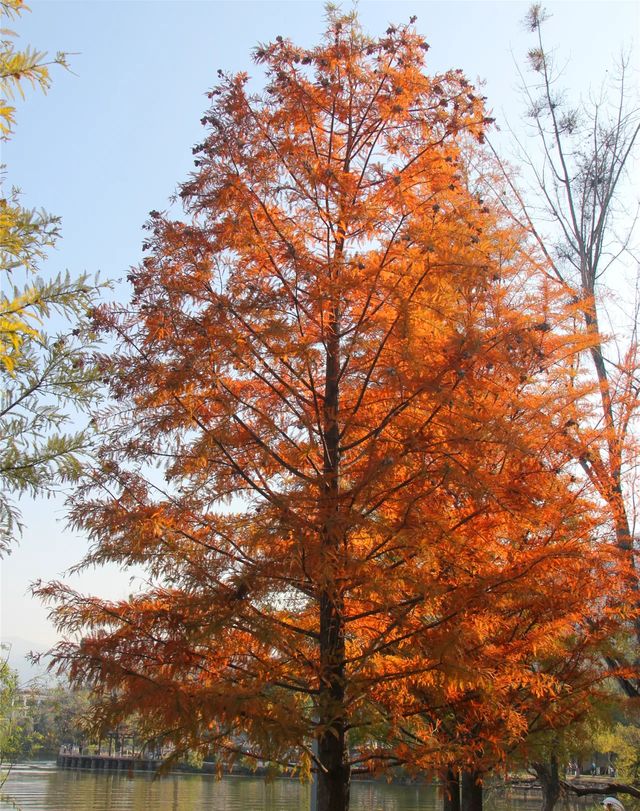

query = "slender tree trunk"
[[532, 753, 561, 811], [317, 586, 349, 811], [461, 770, 483, 811], [584, 303, 640, 695], [316, 295, 349, 811], [443, 768, 461, 811]]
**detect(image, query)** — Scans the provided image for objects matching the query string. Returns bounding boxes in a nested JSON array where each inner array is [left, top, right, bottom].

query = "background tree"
[[592, 719, 640, 785], [0, 0, 102, 552], [0, 659, 20, 775], [38, 11, 630, 811], [0, 660, 90, 774], [27, 683, 90, 755], [491, 2, 640, 696], [0, 656, 34, 782]]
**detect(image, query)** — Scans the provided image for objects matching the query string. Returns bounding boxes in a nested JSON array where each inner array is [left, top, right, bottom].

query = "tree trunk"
[[444, 768, 461, 811], [317, 727, 350, 811], [316, 290, 349, 811], [461, 770, 483, 811], [532, 753, 561, 811], [584, 297, 640, 697], [316, 587, 349, 811]]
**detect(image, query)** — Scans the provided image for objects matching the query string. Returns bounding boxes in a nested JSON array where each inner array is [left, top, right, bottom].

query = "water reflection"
[[0, 762, 594, 811], [2, 764, 317, 811], [352, 781, 438, 811]]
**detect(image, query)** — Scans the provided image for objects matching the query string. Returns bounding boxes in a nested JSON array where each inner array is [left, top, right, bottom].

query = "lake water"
[[0, 762, 439, 811], [0, 761, 554, 811]]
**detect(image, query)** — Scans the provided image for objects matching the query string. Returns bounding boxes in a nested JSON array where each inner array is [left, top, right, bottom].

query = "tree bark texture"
[[532, 754, 561, 811], [316, 298, 349, 811], [444, 769, 461, 811], [461, 770, 483, 811]]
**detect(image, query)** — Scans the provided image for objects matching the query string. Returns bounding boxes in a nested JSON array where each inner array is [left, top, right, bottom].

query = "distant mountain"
[[1, 636, 54, 685]]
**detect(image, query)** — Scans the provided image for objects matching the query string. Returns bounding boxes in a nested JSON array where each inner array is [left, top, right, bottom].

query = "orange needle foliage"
[[37, 11, 633, 811]]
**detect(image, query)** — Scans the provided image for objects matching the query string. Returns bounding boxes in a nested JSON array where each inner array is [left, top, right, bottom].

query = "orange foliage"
[[36, 10, 633, 811]]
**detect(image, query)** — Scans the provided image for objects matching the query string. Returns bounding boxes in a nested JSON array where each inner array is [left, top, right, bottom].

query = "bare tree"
[[495, 1, 640, 697]]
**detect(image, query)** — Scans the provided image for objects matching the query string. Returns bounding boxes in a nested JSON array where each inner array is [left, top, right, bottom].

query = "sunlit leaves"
[[35, 9, 634, 803], [0, 0, 70, 138], [0, 1, 102, 553]]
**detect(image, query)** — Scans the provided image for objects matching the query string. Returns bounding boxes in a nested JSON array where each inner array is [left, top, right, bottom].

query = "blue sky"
[[1, 0, 638, 666]]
